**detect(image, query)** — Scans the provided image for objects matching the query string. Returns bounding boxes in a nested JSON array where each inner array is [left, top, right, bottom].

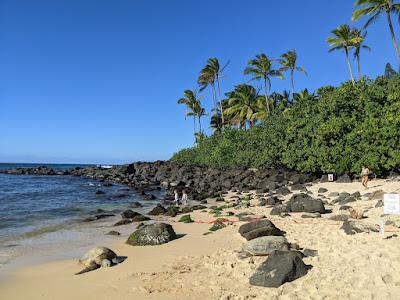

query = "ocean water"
[[0, 163, 163, 270]]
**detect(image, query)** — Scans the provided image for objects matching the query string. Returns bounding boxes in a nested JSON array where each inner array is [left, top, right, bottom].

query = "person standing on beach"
[[181, 190, 188, 206], [361, 166, 370, 188], [174, 190, 180, 205]]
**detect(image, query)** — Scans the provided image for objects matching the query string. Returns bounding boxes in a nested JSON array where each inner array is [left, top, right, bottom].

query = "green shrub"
[[171, 76, 400, 176]]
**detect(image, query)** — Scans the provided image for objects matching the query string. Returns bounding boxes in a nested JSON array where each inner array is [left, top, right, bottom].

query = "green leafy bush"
[[171, 76, 400, 176]]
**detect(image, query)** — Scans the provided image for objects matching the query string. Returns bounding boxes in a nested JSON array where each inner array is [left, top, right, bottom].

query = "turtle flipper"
[[75, 262, 100, 275]]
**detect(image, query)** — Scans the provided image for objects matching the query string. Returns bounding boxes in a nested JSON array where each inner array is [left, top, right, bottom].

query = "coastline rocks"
[[328, 192, 339, 198], [287, 194, 326, 214], [337, 174, 352, 183], [249, 250, 310, 288], [329, 214, 350, 222], [164, 206, 180, 217], [142, 194, 156, 201], [270, 204, 290, 216], [106, 231, 121, 236], [318, 187, 328, 194], [126, 223, 177, 246], [76, 246, 118, 275], [340, 220, 380, 235], [275, 186, 291, 196], [301, 212, 321, 219], [121, 209, 141, 219], [114, 219, 133, 226], [131, 202, 143, 208], [83, 214, 115, 222], [147, 204, 167, 216], [241, 236, 289, 256], [238, 219, 285, 241], [368, 190, 384, 201], [132, 215, 151, 222]]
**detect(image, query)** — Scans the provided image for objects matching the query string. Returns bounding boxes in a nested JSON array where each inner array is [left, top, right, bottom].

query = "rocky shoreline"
[[0, 161, 322, 196], [1, 162, 400, 295]]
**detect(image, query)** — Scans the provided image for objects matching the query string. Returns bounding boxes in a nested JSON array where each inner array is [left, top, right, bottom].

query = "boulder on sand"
[[147, 204, 167, 216], [270, 204, 290, 216], [238, 219, 285, 241], [126, 223, 177, 246], [287, 194, 326, 214], [121, 209, 141, 219], [114, 219, 133, 226], [318, 187, 328, 193], [249, 250, 310, 287], [340, 219, 380, 235]]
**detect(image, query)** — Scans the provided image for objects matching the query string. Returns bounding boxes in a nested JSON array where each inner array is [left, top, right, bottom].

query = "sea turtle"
[[239, 236, 289, 258], [75, 246, 124, 275]]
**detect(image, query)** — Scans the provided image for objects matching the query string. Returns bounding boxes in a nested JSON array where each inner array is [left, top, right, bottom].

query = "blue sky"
[[0, 0, 397, 164]]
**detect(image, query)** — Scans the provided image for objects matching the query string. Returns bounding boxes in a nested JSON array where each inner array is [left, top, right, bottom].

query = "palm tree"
[[244, 54, 284, 116], [279, 50, 307, 98], [352, 0, 400, 59], [326, 24, 358, 85], [195, 105, 206, 133], [177, 89, 202, 138], [198, 58, 229, 125], [251, 96, 269, 122], [224, 84, 260, 129], [293, 89, 317, 103], [210, 113, 223, 134], [269, 90, 291, 112], [351, 28, 371, 79]]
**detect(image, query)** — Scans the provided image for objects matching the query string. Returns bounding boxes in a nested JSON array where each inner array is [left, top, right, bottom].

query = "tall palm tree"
[[279, 50, 307, 98], [351, 28, 371, 79], [198, 58, 229, 125], [195, 106, 206, 133], [352, 0, 400, 59], [244, 54, 284, 116], [326, 24, 358, 85], [224, 84, 260, 129], [177, 89, 202, 138]]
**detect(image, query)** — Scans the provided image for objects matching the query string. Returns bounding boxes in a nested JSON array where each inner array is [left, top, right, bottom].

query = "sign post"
[[382, 194, 400, 238]]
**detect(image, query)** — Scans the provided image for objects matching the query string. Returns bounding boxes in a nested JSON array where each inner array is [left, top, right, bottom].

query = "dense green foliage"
[[172, 76, 400, 175]]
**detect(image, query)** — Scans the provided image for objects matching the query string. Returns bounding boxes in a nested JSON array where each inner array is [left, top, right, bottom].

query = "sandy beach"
[[1, 178, 400, 300]]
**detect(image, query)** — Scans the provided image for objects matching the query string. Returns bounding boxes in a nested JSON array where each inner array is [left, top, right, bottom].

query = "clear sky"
[[0, 0, 397, 164]]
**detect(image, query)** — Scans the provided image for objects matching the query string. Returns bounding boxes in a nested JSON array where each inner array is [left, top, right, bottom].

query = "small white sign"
[[384, 194, 400, 215], [328, 174, 334, 182]]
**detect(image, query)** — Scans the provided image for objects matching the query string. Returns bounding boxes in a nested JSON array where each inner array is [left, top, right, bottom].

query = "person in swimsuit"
[[361, 166, 370, 188]]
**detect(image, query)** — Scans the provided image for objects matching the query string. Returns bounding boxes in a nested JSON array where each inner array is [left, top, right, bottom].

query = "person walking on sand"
[[174, 190, 180, 205], [361, 166, 370, 189], [181, 190, 188, 206]]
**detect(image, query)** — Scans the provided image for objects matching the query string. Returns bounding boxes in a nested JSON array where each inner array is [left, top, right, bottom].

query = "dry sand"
[[1, 179, 400, 299]]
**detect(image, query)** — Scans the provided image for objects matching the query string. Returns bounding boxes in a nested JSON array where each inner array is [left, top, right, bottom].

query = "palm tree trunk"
[[216, 75, 225, 126], [198, 115, 202, 133], [387, 12, 400, 60], [263, 78, 270, 115], [211, 84, 217, 115], [357, 52, 361, 80], [290, 69, 295, 99], [345, 48, 355, 86]]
